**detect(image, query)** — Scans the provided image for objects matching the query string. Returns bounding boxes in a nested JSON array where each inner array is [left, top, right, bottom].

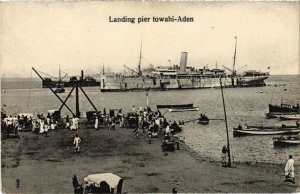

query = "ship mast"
[[59, 64, 61, 82], [138, 40, 142, 76], [220, 78, 231, 167], [232, 36, 237, 76]]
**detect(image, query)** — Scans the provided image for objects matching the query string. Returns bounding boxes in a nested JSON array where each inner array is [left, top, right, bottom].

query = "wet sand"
[[1, 125, 299, 193]]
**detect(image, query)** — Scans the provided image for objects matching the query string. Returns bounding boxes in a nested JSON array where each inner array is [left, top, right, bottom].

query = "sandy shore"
[[1, 124, 299, 193]]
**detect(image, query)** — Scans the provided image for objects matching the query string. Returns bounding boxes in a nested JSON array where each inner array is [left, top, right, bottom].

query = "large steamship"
[[100, 37, 270, 92]]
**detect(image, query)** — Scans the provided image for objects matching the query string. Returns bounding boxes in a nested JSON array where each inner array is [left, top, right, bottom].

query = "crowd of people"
[[89, 106, 183, 136], [1, 111, 64, 138]]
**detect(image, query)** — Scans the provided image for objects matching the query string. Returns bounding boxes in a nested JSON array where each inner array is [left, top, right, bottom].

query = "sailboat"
[[54, 65, 66, 93]]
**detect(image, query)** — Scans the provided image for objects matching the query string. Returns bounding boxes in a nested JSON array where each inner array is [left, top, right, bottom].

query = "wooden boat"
[[54, 83, 65, 93], [266, 112, 299, 119], [199, 119, 209, 125], [246, 123, 299, 130], [273, 136, 300, 147], [266, 113, 281, 119], [168, 106, 199, 112], [233, 127, 300, 137], [157, 103, 193, 109], [268, 102, 299, 114], [198, 115, 209, 125], [279, 114, 300, 121]]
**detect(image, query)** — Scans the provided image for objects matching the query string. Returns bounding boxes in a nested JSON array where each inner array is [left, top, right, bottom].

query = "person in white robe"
[[94, 116, 99, 129], [285, 155, 295, 184], [73, 134, 81, 153], [165, 124, 170, 136], [74, 117, 79, 130], [39, 119, 44, 134], [44, 118, 49, 137], [32, 119, 36, 132]]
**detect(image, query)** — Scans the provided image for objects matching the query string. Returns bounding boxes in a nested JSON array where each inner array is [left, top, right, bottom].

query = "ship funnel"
[[81, 70, 84, 80], [179, 52, 188, 72]]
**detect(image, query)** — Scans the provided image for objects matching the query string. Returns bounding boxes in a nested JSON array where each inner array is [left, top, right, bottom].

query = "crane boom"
[[222, 65, 233, 73], [32, 67, 75, 116], [123, 65, 139, 75], [237, 65, 247, 72]]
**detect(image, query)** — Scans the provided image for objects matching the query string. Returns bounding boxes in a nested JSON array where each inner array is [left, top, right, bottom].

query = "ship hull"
[[100, 76, 268, 92], [42, 80, 100, 88], [233, 128, 300, 137], [237, 75, 269, 87]]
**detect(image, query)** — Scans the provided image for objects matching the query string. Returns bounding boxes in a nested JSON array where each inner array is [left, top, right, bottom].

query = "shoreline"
[[183, 142, 298, 168], [1, 126, 299, 193]]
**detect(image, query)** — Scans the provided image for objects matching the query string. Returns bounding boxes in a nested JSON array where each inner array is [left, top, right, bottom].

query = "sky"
[[0, 2, 299, 78]]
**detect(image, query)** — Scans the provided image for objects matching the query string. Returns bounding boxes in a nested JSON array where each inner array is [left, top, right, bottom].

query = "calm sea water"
[[1, 75, 300, 164]]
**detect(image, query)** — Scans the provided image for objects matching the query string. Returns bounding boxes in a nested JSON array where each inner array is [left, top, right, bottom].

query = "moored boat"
[[268, 102, 299, 115], [157, 103, 193, 109], [42, 69, 100, 88], [168, 106, 199, 112], [246, 122, 299, 130], [54, 83, 65, 93], [198, 114, 209, 125], [273, 136, 300, 147], [233, 127, 300, 137], [279, 114, 300, 121], [199, 119, 209, 125]]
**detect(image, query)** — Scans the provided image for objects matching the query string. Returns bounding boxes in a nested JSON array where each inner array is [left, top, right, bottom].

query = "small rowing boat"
[[246, 122, 299, 130], [279, 114, 300, 121], [168, 106, 199, 112], [273, 136, 300, 147], [198, 114, 209, 125], [199, 119, 209, 125], [233, 127, 300, 137], [157, 103, 193, 109]]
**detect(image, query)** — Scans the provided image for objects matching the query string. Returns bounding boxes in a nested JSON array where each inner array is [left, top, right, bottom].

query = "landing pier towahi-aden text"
[[109, 16, 194, 24]]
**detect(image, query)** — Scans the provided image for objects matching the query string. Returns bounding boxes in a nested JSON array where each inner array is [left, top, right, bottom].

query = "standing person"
[[111, 116, 116, 130], [133, 115, 140, 138], [104, 115, 108, 130], [72, 175, 80, 190], [47, 115, 55, 130], [119, 115, 124, 128], [32, 119, 36, 133], [94, 115, 99, 129], [73, 134, 81, 153], [74, 116, 79, 130], [65, 115, 70, 130], [221, 145, 228, 167], [39, 118, 45, 134], [165, 124, 170, 136], [70, 117, 75, 131], [44, 118, 49, 137], [13, 116, 19, 136], [139, 106, 143, 114], [107, 116, 112, 130], [284, 155, 295, 184]]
